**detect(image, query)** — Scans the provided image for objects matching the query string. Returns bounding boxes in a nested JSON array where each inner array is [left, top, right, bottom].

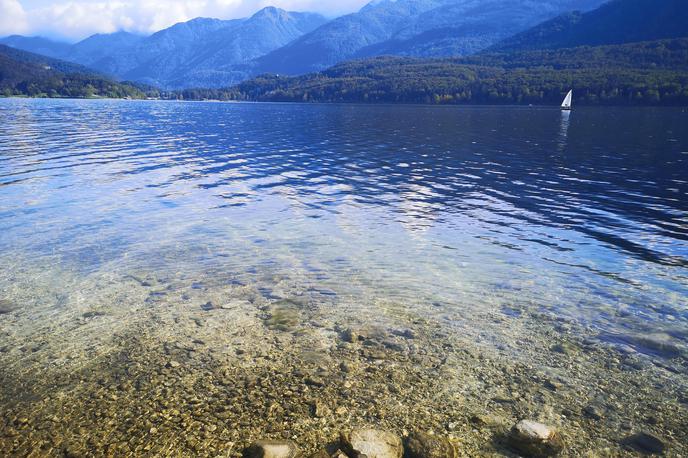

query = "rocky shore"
[[245, 423, 564, 458], [0, 263, 686, 457]]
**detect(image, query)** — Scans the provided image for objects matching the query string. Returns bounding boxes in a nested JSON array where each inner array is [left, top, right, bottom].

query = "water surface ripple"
[[0, 99, 687, 349]]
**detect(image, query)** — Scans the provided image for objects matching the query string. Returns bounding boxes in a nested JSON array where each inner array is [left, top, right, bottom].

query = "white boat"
[[561, 89, 573, 110]]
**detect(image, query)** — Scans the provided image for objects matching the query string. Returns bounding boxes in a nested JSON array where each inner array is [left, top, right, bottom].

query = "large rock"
[[404, 431, 457, 458], [0, 299, 19, 315], [622, 432, 666, 454], [341, 428, 403, 458], [631, 333, 683, 358], [244, 440, 301, 458], [509, 420, 564, 457]]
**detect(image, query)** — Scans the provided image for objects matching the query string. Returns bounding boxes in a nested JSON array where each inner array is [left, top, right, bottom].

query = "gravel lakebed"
[[0, 262, 686, 457]]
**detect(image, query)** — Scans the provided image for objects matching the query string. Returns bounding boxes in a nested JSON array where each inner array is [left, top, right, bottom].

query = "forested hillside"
[[216, 39, 688, 106], [0, 45, 146, 98]]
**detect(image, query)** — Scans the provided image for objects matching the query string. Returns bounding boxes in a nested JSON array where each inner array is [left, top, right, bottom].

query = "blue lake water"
[[0, 98, 687, 454], [1, 99, 686, 340]]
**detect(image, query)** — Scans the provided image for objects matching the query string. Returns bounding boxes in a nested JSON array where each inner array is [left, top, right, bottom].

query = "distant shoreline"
[[2, 96, 687, 109]]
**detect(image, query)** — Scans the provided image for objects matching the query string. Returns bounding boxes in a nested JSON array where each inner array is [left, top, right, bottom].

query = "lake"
[[0, 98, 686, 456]]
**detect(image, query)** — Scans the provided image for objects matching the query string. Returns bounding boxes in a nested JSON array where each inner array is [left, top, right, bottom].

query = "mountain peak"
[[251, 6, 289, 20]]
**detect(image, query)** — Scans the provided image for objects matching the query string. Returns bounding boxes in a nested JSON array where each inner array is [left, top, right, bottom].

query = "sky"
[[0, 0, 372, 41]]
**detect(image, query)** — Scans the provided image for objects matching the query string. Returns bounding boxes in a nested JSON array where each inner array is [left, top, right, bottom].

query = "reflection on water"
[[1, 100, 686, 341], [558, 110, 571, 150]]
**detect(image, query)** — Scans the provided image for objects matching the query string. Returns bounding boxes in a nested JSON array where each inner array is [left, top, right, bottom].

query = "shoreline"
[[2, 96, 687, 109]]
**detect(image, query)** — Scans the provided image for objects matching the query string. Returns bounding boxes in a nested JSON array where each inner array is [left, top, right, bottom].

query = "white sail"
[[561, 90, 573, 109]]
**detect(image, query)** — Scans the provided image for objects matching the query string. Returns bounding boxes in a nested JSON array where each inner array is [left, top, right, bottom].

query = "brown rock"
[[405, 431, 456, 458]]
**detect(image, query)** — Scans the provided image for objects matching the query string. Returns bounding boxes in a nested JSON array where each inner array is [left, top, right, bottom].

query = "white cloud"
[[0, 0, 29, 35], [2, 0, 371, 41]]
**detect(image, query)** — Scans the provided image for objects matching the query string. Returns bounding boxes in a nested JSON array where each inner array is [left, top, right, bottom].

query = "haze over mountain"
[[93, 7, 327, 88], [0, 35, 72, 59], [255, 0, 607, 75], [2, 7, 327, 89], [490, 0, 688, 52]]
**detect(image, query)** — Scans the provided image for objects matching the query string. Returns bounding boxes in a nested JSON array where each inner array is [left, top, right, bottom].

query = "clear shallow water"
[[0, 99, 687, 349]]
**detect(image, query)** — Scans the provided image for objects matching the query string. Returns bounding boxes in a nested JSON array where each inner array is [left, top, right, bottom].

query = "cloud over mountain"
[[0, 0, 370, 40]]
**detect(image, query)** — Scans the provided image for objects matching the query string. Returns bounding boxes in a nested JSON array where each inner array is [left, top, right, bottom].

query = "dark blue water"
[[0, 98, 686, 351]]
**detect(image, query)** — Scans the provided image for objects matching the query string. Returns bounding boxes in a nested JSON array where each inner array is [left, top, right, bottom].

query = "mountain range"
[[1, 0, 687, 100], [491, 0, 687, 52], [256, 0, 606, 75], [1, 0, 608, 89], [1, 7, 327, 89]]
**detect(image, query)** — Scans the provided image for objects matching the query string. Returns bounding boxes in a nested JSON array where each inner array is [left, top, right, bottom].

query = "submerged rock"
[[509, 420, 564, 457], [244, 440, 301, 458], [583, 403, 606, 421], [0, 299, 19, 315], [341, 428, 403, 458], [342, 328, 358, 343], [630, 333, 683, 358], [265, 306, 301, 332], [404, 431, 456, 458], [550, 342, 577, 355], [622, 431, 666, 454], [200, 301, 214, 311]]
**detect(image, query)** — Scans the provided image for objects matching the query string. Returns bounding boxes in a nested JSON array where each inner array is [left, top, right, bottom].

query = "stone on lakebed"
[[509, 420, 564, 457], [341, 428, 403, 458], [244, 440, 301, 458], [404, 431, 457, 458]]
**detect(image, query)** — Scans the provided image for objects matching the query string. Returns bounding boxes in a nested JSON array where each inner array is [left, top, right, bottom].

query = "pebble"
[[583, 404, 605, 421], [509, 420, 564, 457], [551, 342, 576, 355], [244, 440, 301, 458], [308, 450, 329, 458], [201, 301, 214, 311], [311, 399, 330, 418], [342, 328, 358, 343], [341, 428, 403, 458], [404, 431, 457, 458], [305, 376, 325, 387], [167, 361, 181, 369]]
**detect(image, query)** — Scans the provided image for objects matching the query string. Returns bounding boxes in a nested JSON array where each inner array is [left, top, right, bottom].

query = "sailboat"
[[561, 89, 573, 111]]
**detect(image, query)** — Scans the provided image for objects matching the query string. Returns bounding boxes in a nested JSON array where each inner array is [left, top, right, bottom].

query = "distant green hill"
[[0, 44, 147, 98], [220, 38, 688, 106], [490, 0, 688, 52]]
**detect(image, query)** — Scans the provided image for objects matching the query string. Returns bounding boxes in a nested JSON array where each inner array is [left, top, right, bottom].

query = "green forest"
[[0, 46, 148, 99], [217, 39, 688, 106]]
